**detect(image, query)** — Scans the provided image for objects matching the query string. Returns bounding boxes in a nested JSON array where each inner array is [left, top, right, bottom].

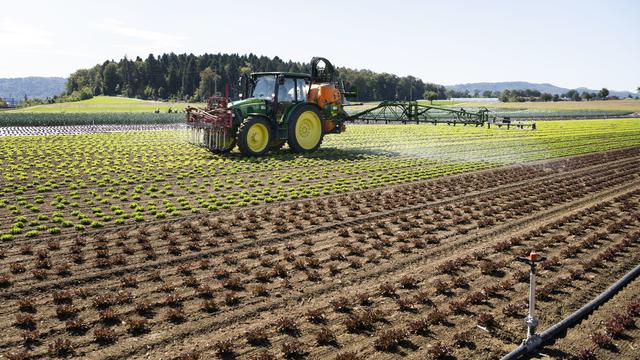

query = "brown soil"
[[531, 276, 640, 360], [1, 147, 640, 360]]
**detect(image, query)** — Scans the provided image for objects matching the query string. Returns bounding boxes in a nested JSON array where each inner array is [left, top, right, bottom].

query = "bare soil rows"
[[532, 276, 640, 359], [1, 148, 640, 360]]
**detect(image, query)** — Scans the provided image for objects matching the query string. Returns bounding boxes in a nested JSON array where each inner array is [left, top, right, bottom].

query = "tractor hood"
[[230, 98, 269, 118]]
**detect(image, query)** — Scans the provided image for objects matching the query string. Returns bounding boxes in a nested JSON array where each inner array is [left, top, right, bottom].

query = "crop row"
[[2, 151, 638, 359], [101, 164, 640, 359], [0, 112, 183, 127], [0, 124, 185, 137], [1, 120, 639, 243], [2, 147, 635, 288]]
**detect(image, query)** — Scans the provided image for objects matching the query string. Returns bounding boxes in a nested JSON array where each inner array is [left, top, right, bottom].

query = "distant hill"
[[0, 77, 66, 102], [446, 81, 636, 98]]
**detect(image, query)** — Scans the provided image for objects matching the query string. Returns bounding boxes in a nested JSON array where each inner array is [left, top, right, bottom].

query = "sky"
[[1, 0, 638, 92]]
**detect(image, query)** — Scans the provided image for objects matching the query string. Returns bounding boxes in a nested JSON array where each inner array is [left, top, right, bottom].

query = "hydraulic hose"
[[501, 261, 640, 360]]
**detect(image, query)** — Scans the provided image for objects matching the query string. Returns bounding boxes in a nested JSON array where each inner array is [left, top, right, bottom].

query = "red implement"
[[186, 97, 232, 129]]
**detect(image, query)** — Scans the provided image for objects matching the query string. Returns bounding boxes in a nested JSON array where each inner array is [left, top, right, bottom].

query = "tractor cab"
[[241, 72, 311, 123], [248, 73, 309, 103]]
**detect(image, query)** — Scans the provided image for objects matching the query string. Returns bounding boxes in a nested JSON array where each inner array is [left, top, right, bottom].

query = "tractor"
[[186, 57, 536, 156], [186, 57, 349, 156]]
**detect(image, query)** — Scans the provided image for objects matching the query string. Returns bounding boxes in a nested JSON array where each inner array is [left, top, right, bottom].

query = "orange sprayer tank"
[[308, 83, 341, 109]]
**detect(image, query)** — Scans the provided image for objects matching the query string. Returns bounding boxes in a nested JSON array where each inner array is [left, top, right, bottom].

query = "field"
[[455, 99, 640, 113], [5, 98, 639, 130], [1, 119, 640, 359], [8, 96, 202, 113]]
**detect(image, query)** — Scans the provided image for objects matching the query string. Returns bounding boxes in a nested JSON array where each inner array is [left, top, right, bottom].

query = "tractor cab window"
[[251, 75, 276, 100], [295, 79, 308, 102], [277, 77, 296, 102]]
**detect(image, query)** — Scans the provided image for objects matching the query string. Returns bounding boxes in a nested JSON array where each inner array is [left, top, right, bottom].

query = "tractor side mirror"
[[238, 74, 249, 100], [278, 76, 285, 85]]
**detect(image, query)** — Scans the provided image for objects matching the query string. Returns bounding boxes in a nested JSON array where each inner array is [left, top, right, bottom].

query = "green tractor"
[[186, 57, 349, 156]]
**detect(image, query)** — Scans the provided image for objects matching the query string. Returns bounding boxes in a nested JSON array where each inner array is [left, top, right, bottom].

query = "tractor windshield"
[[251, 75, 276, 100]]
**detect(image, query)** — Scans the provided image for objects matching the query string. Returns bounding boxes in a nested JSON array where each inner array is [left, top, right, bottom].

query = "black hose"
[[501, 262, 640, 360]]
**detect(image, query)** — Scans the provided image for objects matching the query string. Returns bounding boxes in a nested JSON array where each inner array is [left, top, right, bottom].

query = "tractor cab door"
[[275, 76, 296, 123]]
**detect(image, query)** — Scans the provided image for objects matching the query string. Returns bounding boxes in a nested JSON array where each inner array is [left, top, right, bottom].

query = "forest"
[[64, 53, 447, 102]]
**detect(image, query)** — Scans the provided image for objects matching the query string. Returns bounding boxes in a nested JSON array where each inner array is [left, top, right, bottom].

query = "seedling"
[[65, 318, 88, 335], [282, 340, 306, 358], [213, 339, 234, 357], [315, 327, 337, 346], [274, 317, 299, 335], [245, 328, 269, 346], [590, 332, 614, 349], [306, 308, 326, 324], [374, 329, 407, 352], [126, 318, 149, 335], [408, 318, 430, 335], [14, 314, 36, 330], [428, 342, 453, 359], [48, 338, 73, 357], [330, 297, 352, 313], [167, 308, 186, 323], [93, 326, 116, 344]]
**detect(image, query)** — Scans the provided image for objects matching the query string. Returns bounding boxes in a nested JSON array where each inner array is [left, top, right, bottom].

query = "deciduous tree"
[[198, 67, 221, 99], [425, 91, 438, 104], [598, 88, 609, 100]]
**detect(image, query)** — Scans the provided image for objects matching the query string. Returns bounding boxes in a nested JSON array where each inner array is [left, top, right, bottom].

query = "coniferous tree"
[[65, 53, 451, 101]]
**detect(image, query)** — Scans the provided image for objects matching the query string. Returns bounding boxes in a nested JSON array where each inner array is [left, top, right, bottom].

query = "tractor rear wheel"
[[288, 105, 324, 153], [237, 117, 272, 156]]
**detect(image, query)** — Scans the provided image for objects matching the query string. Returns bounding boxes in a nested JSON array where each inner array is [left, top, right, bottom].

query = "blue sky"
[[1, 0, 638, 91]]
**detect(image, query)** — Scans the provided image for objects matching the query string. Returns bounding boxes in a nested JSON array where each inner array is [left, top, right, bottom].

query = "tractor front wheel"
[[288, 105, 324, 153], [237, 117, 272, 156]]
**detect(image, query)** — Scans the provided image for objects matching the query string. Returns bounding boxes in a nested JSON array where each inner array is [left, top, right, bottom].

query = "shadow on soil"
[[204, 146, 397, 162]]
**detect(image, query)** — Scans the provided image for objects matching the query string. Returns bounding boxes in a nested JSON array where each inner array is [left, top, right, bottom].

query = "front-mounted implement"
[[186, 96, 235, 152], [186, 57, 536, 156]]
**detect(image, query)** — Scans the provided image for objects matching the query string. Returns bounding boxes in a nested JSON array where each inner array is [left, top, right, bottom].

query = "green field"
[[10, 96, 203, 113], [456, 99, 640, 112], [1, 118, 639, 240], [5, 96, 639, 128], [0, 112, 183, 127], [1, 117, 639, 360]]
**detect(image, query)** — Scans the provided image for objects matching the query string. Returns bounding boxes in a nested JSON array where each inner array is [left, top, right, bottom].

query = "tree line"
[[64, 53, 448, 102], [446, 87, 624, 102]]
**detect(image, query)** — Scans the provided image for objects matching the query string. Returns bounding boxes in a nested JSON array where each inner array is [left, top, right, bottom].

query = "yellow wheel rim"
[[295, 111, 322, 150], [246, 123, 269, 153]]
